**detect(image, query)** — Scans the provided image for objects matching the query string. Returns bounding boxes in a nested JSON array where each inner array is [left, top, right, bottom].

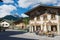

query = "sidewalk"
[[6, 29, 21, 31], [1, 29, 60, 40], [9, 32, 56, 40]]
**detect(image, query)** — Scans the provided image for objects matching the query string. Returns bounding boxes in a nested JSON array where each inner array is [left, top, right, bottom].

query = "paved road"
[[8, 29, 60, 40], [0, 29, 37, 40], [10, 32, 60, 40], [0, 29, 60, 40], [10, 32, 54, 40]]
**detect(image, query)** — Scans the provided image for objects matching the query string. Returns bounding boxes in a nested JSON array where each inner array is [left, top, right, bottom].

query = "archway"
[[51, 25, 57, 32]]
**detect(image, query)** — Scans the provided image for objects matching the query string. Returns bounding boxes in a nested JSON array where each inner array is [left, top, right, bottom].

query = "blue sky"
[[0, 0, 60, 18]]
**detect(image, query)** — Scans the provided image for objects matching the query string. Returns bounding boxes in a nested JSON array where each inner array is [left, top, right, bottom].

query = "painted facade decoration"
[[25, 6, 60, 35]]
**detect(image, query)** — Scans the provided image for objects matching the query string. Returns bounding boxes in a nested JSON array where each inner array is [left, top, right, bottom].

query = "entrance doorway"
[[32, 26, 41, 32], [36, 26, 41, 31], [51, 25, 57, 32], [33, 26, 35, 32]]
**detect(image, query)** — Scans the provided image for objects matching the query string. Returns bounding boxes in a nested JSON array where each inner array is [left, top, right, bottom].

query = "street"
[[0, 29, 60, 40], [0, 29, 37, 40]]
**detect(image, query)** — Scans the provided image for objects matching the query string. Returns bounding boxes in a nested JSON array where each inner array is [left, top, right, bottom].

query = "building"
[[13, 20, 26, 29], [0, 19, 10, 28], [25, 5, 60, 35]]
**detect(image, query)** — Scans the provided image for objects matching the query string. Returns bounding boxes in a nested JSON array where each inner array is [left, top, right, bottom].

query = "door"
[[36, 26, 41, 31], [51, 25, 57, 32], [33, 26, 35, 32]]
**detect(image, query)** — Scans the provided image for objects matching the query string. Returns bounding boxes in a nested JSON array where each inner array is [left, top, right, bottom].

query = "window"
[[30, 17, 34, 21], [2, 24, 4, 26], [51, 25, 57, 31], [37, 16, 40, 21], [22, 26, 24, 29], [43, 15, 47, 20], [6, 24, 8, 26], [51, 14, 56, 20]]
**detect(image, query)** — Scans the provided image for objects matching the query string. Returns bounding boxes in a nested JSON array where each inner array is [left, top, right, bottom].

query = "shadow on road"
[[0, 31, 38, 40]]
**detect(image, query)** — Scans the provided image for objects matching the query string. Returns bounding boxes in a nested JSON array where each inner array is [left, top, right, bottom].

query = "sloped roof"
[[13, 19, 24, 25], [25, 5, 60, 17], [0, 19, 11, 23]]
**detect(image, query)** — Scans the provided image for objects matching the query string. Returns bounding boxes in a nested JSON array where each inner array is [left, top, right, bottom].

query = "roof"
[[0, 19, 11, 23], [13, 19, 24, 25], [25, 5, 60, 17]]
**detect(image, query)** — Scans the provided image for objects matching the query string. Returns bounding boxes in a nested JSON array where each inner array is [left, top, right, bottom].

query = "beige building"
[[13, 20, 26, 29], [25, 5, 60, 35]]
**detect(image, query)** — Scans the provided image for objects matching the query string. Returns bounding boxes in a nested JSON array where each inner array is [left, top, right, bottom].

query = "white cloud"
[[54, 2, 60, 6], [39, 0, 57, 4], [20, 13, 29, 17], [2, 0, 14, 3], [18, 0, 33, 8], [0, 5, 16, 18], [31, 4, 40, 8], [18, 0, 58, 8], [13, 13, 20, 17], [0, 13, 10, 18]]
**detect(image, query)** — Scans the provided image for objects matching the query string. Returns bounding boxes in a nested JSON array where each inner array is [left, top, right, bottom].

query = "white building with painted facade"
[[25, 6, 60, 35]]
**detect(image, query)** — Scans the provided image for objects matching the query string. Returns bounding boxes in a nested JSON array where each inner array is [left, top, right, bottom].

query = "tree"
[[23, 17, 29, 25]]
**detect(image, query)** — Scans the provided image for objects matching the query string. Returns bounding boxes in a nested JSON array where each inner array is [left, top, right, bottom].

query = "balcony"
[[29, 20, 35, 25]]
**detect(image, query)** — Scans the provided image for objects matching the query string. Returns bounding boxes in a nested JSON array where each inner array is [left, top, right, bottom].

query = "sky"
[[0, 0, 60, 18]]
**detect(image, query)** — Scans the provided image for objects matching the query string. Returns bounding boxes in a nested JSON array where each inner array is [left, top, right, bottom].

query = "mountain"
[[1, 15, 21, 21]]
